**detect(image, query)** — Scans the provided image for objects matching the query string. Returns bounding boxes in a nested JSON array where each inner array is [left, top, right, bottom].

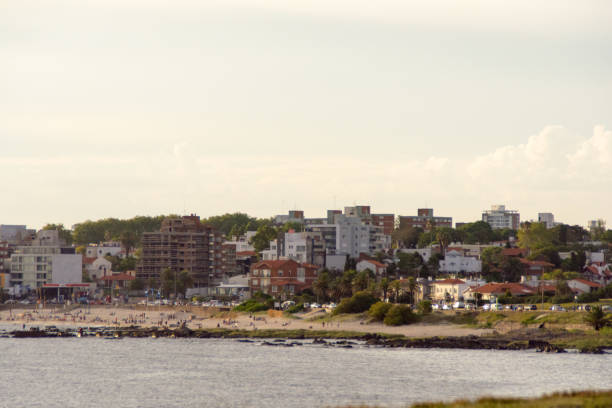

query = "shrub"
[[417, 300, 432, 315], [286, 303, 304, 314], [368, 301, 392, 321], [383, 304, 419, 326], [233, 297, 273, 313], [333, 291, 378, 315]]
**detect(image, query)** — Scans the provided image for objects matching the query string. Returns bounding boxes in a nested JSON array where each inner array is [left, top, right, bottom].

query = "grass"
[[550, 327, 612, 351], [336, 390, 612, 408]]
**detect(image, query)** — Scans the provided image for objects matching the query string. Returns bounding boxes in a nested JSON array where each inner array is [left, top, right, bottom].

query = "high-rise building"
[[482, 205, 520, 230], [371, 213, 395, 235], [137, 215, 222, 288], [538, 213, 555, 229]]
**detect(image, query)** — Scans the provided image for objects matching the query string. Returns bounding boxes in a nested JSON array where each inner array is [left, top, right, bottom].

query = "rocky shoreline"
[[5, 325, 609, 354]]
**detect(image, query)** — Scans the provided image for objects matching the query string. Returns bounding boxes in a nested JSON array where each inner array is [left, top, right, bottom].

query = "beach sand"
[[0, 305, 492, 337]]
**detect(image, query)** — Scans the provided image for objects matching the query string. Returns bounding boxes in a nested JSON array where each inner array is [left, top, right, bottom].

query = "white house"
[[568, 278, 603, 294], [84, 257, 113, 280], [439, 250, 481, 274], [356, 259, 387, 276]]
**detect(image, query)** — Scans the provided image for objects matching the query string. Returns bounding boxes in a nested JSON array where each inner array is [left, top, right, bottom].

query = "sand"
[[0, 305, 492, 338]]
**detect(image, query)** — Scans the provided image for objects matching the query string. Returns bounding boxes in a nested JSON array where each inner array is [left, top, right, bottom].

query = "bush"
[[550, 295, 573, 304], [368, 301, 392, 321], [286, 303, 304, 314], [383, 304, 418, 326], [417, 300, 432, 315], [233, 297, 273, 313], [333, 291, 378, 315]]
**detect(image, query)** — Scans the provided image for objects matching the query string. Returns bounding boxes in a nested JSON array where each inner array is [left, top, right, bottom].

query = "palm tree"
[[313, 271, 330, 303], [389, 280, 402, 303], [379, 278, 390, 302], [406, 277, 418, 306], [584, 306, 610, 331]]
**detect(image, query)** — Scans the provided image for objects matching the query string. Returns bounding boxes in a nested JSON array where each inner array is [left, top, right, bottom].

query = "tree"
[[397, 252, 423, 277], [352, 270, 374, 293], [250, 223, 278, 254], [42, 223, 73, 245], [312, 271, 331, 302], [426, 253, 443, 277], [406, 277, 418, 306], [389, 280, 402, 303], [379, 278, 390, 302], [177, 270, 193, 296], [518, 222, 555, 252], [457, 221, 496, 244], [584, 306, 611, 331], [500, 256, 526, 282], [129, 278, 146, 291], [119, 231, 137, 257], [392, 226, 423, 248]]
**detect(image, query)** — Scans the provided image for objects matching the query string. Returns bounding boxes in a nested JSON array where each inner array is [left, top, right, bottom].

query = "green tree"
[[383, 304, 417, 326], [129, 278, 146, 291], [457, 221, 496, 244], [312, 271, 331, 302], [500, 256, 526, 282], [352, 270, 374, 293], [397, 252, 424, 276], [389, 280, 402, 303], [406, 277, 418, 306], [379, 277, 390, 301], [392, 226, 423, 248], [119, 231, 137, 257], [250, 223, 278, 254], [518, 222, 555, 251], [584, 306, 611, 331], [417, 300, 432, 314]]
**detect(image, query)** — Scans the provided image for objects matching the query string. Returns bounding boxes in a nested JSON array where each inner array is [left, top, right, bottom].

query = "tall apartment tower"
[[137, 215, 222, 288], [482, 205, 520, 230], [538, 213, 555, 229]]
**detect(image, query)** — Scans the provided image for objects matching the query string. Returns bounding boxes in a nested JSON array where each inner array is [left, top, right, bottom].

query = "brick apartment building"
[[137, 215, 223, 288], [399, 208, 452, 231], [249, 259, 319, 296], [370, 214, 395, 235]]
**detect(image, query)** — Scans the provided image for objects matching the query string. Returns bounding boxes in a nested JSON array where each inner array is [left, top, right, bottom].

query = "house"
[[466, 282, 536, 302], [249, 259, 319, 297], [99, 273, 135, 289], [356, 259, 387, 276], [568, 278, 603, 295], [430, 278, 468, 302], [583, 263, 612, 285], [439, 250, 481, 275], [502, 248, 528, 258], [519, 259, 554, 275], [84, 257, 112, 280], [212, 275, 250, 299]]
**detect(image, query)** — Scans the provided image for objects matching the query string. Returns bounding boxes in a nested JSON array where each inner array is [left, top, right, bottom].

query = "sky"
[[2, 0, 612, 229]]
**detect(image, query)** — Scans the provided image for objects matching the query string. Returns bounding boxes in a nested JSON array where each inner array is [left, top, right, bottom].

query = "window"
[[278, 270, 283, 277], [271, 285, 278, 292], [297, 268, 305, 282]]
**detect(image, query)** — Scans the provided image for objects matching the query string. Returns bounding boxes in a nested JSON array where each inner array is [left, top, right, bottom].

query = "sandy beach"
[[0, 305, 492, 337]]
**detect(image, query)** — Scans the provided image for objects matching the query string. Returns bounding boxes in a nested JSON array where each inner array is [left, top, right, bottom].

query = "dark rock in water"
[[312, 338, 327, 344], [173, 326, 194, 338], [237, 339, 254, 343], [273, 339, 286, 343]]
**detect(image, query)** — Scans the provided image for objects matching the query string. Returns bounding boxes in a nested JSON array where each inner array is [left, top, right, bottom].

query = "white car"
[[453, 301, 465, 309], [482, 304, 491, 311], [432, 304, 441, 310], [442, 304, 451, 310]]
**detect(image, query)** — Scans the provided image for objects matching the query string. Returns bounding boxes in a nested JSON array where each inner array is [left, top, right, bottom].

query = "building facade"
[[137, 215, 222, 288], [399, 209, 452, 231], [482, 205, 520, 230], [249, 259, 318, 296]]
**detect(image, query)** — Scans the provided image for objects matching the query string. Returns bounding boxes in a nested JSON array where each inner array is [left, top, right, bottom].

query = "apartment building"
[[249, 259, 318, 296], [137, 215, 223, 288], [482, 205, 520, 230], [399, 209, 452, 231]]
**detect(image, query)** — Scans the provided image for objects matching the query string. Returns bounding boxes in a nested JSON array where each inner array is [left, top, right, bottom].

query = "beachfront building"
[[9, 230, 82, 290], [85, 242, 123, 258], [137, 215, 223, 289], [248, 259, 318, 297], [439, 250, 481, 275], [429, 279, 470, 302]]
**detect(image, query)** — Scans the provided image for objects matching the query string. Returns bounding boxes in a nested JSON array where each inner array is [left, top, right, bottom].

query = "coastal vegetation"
[[339, 390, 612, 408]]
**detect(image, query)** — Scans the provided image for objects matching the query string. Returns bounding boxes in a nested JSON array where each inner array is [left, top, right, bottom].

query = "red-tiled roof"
[[82, 257, 97, 265], [519, 259, 554, 267], [252, 259, 296, 269], [572, 278, 603, 288], [434, 279, 466, 285], [237, 251, 257, 256], [502, 248, 527, 257], [472, 282, 535, 296]]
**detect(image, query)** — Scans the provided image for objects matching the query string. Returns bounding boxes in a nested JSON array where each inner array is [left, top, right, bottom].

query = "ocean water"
[[0, 336, 610, 408]]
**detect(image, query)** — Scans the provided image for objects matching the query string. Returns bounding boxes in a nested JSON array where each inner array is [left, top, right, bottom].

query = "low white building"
[[85, 243, 122, 258], [568, 278, 603, 294], [439, 250, 481, 274], [356, 259, 387, 276], [84, 257, 112, 280]]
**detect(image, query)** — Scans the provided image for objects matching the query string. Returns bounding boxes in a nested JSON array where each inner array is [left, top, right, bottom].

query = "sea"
[[0, 333, 610, 408]]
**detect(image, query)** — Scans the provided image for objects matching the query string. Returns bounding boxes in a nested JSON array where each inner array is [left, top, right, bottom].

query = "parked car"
[[491, 304, 504, 311], [432, 303, 440, 310], [526, 304, 537, 311], [482, 304, 491, 311], [442, 304, 451, 310], [453, 301, 465, 309], [550, 305, 566, 311]]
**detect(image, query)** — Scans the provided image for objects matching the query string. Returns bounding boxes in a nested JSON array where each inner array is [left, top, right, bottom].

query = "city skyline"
[[2, 1, 611, 229]]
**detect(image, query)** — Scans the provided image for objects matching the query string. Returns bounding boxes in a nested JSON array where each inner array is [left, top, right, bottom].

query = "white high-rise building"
[[538, 213, 555, 229], [482, 205, 520, 230]]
